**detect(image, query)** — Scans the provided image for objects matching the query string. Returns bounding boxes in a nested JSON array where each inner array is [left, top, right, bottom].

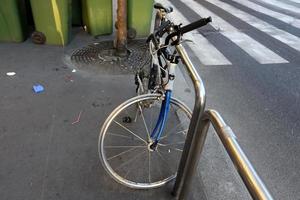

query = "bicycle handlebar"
[[164, 17, 212, 46], [146, 15, 212, 55], [181, 17, 212, 34]]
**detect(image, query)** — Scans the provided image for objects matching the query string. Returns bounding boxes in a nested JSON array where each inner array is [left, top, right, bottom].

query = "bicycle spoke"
[[160, 119, 189, 140], [124, 165, 134, 179], [148, 151, 151, 183], [122, 151, 144, 181], [158, 145, 184, 154], [105, 145, 145, 148], [175, 129, 188, 135], [138, 104, 151, 141], [107, 147, 139, 161], [99, 94, 191, 188], [156, 155, 164, 181], [150, 104, 154, 133], [158, 141, 185, 146], [107, 132, 133, 139], [157, 149, 173, 173], [165, 147, 183, 152], [115, 149, 146, 171], [113, 120, 147, 144], [172, 147, 183, 152]]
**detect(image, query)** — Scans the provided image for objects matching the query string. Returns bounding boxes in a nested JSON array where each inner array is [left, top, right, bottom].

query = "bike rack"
[[173, 44, 274, 200]]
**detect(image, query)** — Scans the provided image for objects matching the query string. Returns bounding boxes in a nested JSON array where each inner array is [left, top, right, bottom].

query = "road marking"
[[204, 0, 300, 52], [179, 0, 288, 64], [157, 0, 232, 65], [284, 0, 300, 4], [258, 0, 300, 14], [231, 0, 300, 30]]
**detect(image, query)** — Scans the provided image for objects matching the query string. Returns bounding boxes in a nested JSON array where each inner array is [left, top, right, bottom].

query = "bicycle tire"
[[98, 93, 192, 189]]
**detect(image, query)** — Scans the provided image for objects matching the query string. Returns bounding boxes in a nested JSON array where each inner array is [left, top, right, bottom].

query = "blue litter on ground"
[[33, 84, 44, 93]]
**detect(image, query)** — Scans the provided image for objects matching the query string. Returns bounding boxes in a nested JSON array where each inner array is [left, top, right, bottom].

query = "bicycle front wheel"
[[98, 93, 192, 189]]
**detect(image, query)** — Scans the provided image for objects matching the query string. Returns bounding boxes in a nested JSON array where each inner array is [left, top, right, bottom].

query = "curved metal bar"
[[171, 44, 273, 200], [172, 44, 207, 197], [203, 110, 274, 200]]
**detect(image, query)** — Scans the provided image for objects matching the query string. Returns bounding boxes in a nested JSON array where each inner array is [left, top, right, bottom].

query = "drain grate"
[[71, 39, 151, 73]]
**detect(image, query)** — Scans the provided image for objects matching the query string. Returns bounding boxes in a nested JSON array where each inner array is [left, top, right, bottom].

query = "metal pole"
[[179, 119, 210, 200], [172, 44, 206, 199], [172, 45, 273, 200], [204, 110, 274, 200], [116, 0, 127, 56]]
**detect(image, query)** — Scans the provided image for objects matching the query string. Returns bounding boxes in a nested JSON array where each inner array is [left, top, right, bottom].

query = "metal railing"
[[172, 44, 274, 200]]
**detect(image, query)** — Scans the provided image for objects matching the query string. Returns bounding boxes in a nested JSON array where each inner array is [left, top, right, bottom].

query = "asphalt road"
[[163, 0, 300, 199], [0, 0, 299, 199]]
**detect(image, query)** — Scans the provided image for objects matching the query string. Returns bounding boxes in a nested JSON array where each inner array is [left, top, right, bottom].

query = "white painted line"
[[283, 0, 300, 4], [259, 0, 300, 14], [188, 33, 233, 66], [232, 0, 300, 29], [156, 0, 232, 65], [179, 0, 288, 64], [206, 0, 300, 53]]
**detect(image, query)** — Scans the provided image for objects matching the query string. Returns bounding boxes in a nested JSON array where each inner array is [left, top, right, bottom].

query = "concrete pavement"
[[0, 28, 252, 199]]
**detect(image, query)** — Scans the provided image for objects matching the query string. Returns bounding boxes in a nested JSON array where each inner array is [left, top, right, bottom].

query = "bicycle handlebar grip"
[[181, 17, 212, 34]]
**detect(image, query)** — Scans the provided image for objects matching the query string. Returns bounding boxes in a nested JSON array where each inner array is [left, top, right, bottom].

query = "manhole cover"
[[71, 39, 151, 73]]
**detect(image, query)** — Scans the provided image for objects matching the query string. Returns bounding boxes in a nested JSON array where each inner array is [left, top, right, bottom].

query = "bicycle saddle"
[[154, 3, 173, 13]]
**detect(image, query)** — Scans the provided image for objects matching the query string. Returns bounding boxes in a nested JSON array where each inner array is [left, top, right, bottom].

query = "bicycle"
[[98, 3, 212, 189]]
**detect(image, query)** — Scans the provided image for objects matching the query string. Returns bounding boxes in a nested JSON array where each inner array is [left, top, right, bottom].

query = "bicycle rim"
[[98, 94, 192, 189]]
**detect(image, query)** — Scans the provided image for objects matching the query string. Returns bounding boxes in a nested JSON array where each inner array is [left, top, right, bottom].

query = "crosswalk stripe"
[[286, 0, 300, 3], [156, 0, 232, 65], [284, 0, 300, 4], [231, 0, 300, 30], [258, 0, 300, 14], [249, 0, 300, 20], [187, 33, 232, 66], [178, 0, 288, 64], [204, 0, 300, 53]]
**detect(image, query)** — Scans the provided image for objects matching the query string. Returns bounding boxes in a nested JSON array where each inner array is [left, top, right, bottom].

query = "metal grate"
[[71, 39, 151, 73]]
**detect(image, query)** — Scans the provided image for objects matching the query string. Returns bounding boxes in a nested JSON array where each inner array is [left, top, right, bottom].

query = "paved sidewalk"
[[0, 29, 250, 200]]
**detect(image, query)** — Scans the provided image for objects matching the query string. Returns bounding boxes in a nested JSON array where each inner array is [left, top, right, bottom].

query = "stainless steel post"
[[172, 44, 273, 200], [172, 44, 206, 199], [204, 110, 274, 200]]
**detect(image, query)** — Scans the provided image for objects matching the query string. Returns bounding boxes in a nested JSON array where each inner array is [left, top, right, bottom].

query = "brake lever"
[[165, 24, 183, 46], [155, 20, 172, 38]]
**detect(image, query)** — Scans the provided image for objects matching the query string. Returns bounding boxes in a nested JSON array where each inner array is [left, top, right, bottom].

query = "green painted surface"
[[72, 0, 82, 25], [127, 0, 154, 38], [30, 0, 72, 45], [0, 0, 27, 42], [82, 0, 112, 36]]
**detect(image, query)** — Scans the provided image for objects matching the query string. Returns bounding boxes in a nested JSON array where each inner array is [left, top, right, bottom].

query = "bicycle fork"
[[150, 62, 177, 148]]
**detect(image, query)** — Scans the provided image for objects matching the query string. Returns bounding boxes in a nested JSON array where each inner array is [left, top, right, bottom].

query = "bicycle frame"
[[147, 8, 180, 145], [138, 2, 211, 147]]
